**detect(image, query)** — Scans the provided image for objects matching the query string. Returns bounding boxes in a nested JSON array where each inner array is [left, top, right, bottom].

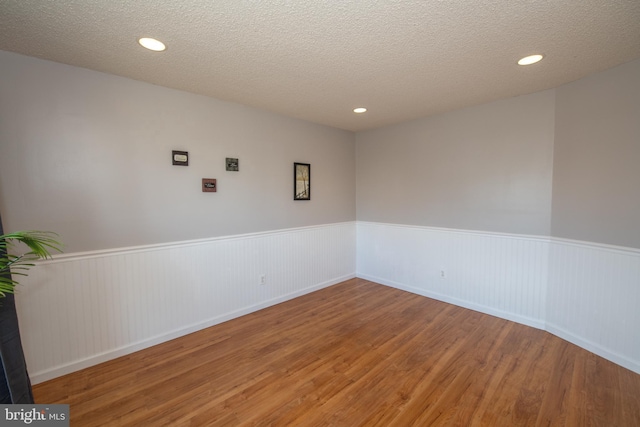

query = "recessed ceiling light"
[[518, 54, 544, 66], [353, 107, 367, 114], [138, 37, 166, 52]]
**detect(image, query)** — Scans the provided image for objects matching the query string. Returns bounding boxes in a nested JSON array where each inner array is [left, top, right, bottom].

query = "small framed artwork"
[[226, 157, 239, 171], [294, 162, 310, 200], [202, 178, 217, 192], [172, 150, 189, 166]]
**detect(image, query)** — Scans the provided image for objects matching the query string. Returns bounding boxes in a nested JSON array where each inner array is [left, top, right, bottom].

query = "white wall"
[[552, 59, 640, 249], [356, 90, 555, 236], [0, 50, 356, 253], [0, 51, 357, 383], [2, 50, 639, 382], [356, 60, 640, 374]]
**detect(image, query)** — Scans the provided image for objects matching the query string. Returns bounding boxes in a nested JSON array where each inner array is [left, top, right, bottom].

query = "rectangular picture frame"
[[226, 157, 239, 171], [202, 178, 217, 192], [294, 162, 310, 200], [172, 150, 189, 166]]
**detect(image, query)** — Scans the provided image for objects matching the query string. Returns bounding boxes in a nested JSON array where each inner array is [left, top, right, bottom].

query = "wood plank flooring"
[[33, 278, 640, 426]]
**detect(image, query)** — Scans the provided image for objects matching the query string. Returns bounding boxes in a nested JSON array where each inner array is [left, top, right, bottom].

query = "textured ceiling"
[[1, 0, 639, 132]]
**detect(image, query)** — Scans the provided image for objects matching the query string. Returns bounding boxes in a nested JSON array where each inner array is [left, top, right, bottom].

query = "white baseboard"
[[357, 273, 546, 330], [545, 322, 639, 374]]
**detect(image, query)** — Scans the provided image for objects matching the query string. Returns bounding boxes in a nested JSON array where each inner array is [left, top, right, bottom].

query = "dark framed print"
[[294, 162, 310, 200], [172, 150, 189, 166], [202, 178, 217, 192], [226, 157, 239, 171]]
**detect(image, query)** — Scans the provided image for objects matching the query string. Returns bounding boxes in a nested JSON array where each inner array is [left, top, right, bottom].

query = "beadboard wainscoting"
[[356, 221, 640, 374], [16, 220, 640, 383], [547, 239, 640, 374], [356, 222, 549, 329], [16, 222, 356, 384]]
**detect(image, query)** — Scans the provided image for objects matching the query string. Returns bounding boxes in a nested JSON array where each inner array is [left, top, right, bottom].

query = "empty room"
[[0, 1, 639, 425]]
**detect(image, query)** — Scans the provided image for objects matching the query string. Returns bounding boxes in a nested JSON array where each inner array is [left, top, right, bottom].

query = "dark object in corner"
[[0, 213, 34, 404]]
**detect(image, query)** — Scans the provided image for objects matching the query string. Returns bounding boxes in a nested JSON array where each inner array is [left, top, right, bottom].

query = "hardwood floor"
[[34, 278, 640, 426]]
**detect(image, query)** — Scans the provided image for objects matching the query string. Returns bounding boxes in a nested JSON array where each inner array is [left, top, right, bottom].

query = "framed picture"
[[226, 157, 239, 171], [294, 162, 310, 200], [172, 150, 188, 166], [202, 178, 217, 192]]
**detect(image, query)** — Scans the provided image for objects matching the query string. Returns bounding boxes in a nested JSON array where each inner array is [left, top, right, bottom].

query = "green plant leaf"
[[0, 230, 62, 297]]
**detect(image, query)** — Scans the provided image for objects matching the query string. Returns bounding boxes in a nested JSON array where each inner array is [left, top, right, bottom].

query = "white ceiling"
[[1, 0, 639, 132]]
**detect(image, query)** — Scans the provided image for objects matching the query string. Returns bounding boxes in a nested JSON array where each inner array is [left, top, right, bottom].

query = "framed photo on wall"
[[226, 157, 239, 171], [294, 162, 310, 200]]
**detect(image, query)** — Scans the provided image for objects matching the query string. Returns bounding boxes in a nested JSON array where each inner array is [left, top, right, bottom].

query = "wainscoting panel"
[[16, 222, 356, 384], [18, 220, 639, 383], [546, 239, 640, 373], [356, 221, 640, 374], [356, 222, 549, 329]]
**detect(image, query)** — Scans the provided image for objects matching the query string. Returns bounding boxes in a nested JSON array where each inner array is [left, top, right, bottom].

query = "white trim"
[[546, 322, 640, 375], [357, 221, 550, 243], [549, 236, 640, 256], [38, 221, 357, 264], [358, 221, 640, 255]]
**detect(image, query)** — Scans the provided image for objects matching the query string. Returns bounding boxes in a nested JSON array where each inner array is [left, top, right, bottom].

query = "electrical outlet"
[[440, 270, 446, 279], [260, 274, 266, 285]]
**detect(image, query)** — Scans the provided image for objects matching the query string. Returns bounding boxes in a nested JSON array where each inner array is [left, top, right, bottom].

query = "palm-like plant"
[[0, 231, 62, 298]]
